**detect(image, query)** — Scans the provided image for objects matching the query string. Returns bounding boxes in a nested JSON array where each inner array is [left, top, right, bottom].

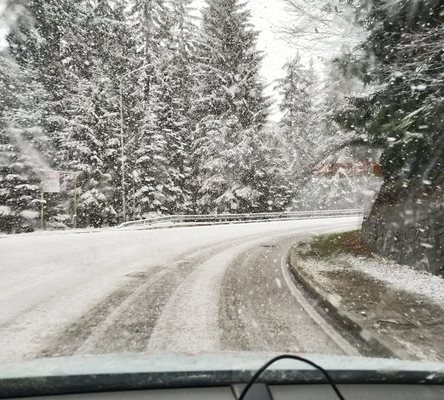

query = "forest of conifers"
[[1, 0, 284, 231], [0, 0, 443, 237]]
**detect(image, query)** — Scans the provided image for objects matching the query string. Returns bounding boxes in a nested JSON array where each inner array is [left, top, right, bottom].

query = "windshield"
[[0, 0, 443, 370]]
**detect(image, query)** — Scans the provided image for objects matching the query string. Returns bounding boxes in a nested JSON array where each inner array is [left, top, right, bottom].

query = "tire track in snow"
[[147, 221, 360, 354], [71, 227, 330, 355], [39, 240, 240, 358], [220, 237, 359, 355], [145, 232, 326, 353]]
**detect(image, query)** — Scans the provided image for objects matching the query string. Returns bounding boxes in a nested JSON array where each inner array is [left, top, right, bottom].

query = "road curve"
[[0, 217, 361, 362], [220, 237, 359, 355]]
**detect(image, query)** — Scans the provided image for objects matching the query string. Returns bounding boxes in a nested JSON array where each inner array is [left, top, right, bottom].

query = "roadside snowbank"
[[291, 238, 444, 361], [339, 255, 444, 307]]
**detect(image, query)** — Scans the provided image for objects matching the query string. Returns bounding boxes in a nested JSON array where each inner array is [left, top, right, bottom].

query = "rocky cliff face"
[[362, 182, 444, 276]]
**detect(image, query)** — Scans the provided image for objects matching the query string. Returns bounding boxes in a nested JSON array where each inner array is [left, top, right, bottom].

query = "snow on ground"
[[0, 217, 361, 361], [340, 255, 444, 306], [146, 237, 270, 352]]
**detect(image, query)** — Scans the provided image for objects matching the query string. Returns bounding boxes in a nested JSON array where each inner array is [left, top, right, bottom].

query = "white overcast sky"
[[248, 0, 299, 119]]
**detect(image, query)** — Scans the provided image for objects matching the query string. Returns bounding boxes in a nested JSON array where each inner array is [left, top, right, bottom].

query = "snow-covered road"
[[0, 217, 361, 362]]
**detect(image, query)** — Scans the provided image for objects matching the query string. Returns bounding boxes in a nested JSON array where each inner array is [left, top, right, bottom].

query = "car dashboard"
[[8, 384, 444, 400]]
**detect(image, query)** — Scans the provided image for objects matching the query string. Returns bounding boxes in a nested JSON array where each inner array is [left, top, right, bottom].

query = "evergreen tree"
[[70, 0, 136, 227], [4, 0, 79, 229], [127, 0, 173, 218], [147, 0, 197, 214], [278, 56, 317, 166], [339, 0, 444, 190], [276, 55, 372, 211], [6, 0, 139, 227], [1, 0, 306, 233], [251, 123, 293, 211], [0, 52, 49, 232], [276, 56, 317, 204], [192, 0, 272, 213]]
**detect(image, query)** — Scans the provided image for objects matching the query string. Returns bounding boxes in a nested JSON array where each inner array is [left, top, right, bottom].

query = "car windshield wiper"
[[237, 354, 345, 400]]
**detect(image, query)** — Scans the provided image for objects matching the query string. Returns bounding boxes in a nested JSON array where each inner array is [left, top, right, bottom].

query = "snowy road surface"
[[0, 217, 361, 362]]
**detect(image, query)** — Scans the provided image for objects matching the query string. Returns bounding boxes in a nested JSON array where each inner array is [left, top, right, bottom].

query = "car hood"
[[0, 352, 443, 398]]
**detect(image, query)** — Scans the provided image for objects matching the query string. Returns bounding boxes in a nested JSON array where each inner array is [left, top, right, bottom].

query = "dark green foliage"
[[338, 0, 444, 188]]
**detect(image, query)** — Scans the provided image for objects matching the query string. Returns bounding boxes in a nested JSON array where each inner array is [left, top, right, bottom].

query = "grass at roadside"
[[302, 230, 372, 258]]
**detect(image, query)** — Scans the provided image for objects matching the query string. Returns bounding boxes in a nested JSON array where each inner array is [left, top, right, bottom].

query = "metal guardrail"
[[118, 209, 363, 229]]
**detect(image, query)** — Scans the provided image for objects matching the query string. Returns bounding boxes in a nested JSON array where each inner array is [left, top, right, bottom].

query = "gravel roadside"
[[289, 233, 444, 362]]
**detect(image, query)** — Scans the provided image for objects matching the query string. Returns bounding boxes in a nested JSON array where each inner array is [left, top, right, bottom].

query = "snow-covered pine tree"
[[5, 0, 78, 229], [45, 0, 139, 227], [338, 0, 444, 189], [0, 52, 50, 232], [146, 0, 197, 214], [296, 59, 376, 211], [276, 56, 318, 186], [277, 56, 381, 211], [13, 0, 123, 228], [126, 0, 172, 218], [6, 0, 146, 228], [192, 0, 272, 213], [257, 122, 294, 211], [69, 0, 139, 227]]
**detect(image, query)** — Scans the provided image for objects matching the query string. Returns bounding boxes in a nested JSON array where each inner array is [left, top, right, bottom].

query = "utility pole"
[[352, 163, 358, 209], [40, 192, 44, 229], [119, 64, 151, 222], [72, 172, 79, 228], [119, 81, 126, 222]]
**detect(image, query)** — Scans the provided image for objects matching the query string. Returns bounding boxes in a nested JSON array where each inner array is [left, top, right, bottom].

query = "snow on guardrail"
[[118, 209, 364, 229]]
